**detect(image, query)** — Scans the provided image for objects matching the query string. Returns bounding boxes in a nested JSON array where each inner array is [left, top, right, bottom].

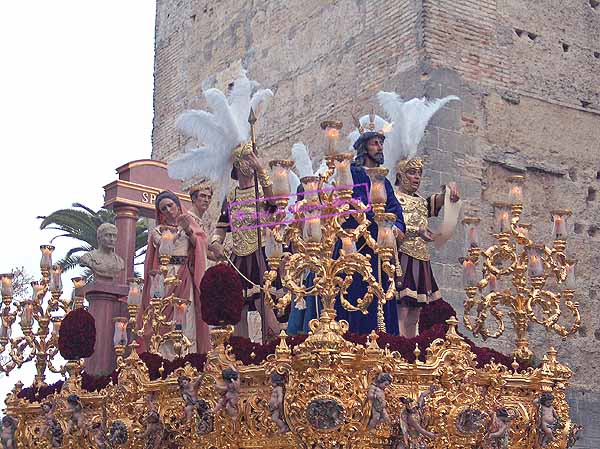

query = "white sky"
[[0, 1, 156, 404]]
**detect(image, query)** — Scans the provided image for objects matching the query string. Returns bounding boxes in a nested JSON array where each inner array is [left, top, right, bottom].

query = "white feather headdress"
[[346, 113, 392, 150], [167, 72, 273, 203], [377, 91, 459, 182]]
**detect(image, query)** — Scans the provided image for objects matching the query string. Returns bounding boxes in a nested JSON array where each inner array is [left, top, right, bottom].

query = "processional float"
[[0, 77, 583, 449]]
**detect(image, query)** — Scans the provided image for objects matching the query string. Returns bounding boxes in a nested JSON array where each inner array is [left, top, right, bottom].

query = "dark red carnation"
[[200, 264, 244, 325], [418, 300, 457, 334], [58, 309, 96, 360]]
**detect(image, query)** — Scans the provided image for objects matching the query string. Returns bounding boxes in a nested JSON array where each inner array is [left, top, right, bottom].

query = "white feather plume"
[[167, 72, 274, 205], [377, 91, 459, 182], [250, 88, 274, 119], [291, 143, 314, 178]]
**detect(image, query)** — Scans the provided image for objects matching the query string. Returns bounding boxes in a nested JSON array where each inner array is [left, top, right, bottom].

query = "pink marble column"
[[114, 205, 139, 283], [82, 281, 128, 376]]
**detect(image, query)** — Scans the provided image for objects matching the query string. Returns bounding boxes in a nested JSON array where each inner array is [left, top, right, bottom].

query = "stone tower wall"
[[152, 1, 600, 444]]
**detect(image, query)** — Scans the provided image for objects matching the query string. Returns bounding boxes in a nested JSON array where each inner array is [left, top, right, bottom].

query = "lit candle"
[[377, 223, 395, 249], [112, 318, 128, 347], [551, 211, 570, 239], [159, 227, 177, 257], [127, 278, 143, 306], [341, 236, 356, 255], [321, 120, 343, 156], [150, 271, 165, 298], [507, 175, 525, 204], [303, 214, 322, 243], [462, 217, 481, 249], [301, 176, 320, 202], [487, 273, 497, 292], [494, 203, 511, 233], [265, 228, 283, 258], [334, 157, 353, 188], [49, 265, 63, 293], [270, 161, 293, 197], [174, 302, 187, 330], [462, 258, 478, 287], [39, 245, 55, 271], [564, 259, 576, 290], [1, 274, 14, 297], [367, 168, 388, 205], [21, 302, 34, 327], [527, 245, 545, 277]]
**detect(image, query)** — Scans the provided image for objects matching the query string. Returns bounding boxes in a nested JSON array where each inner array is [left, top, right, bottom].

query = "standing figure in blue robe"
[[333, 129, 406, 335]]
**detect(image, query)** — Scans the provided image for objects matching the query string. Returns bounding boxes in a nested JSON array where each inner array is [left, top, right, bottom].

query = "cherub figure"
[[40, 401, 64, 447], [268, 373, 289, 433], [395, 396, 436, 449], [177, 375, 204, 423], [65, 394, 85, 435], [0, 416, 17, 449], [484, 408, 512, 449], [214, 367, 241, 419], [416, 385, 438, 429], [367, 373, 392, 429], [534, 393, 562, 447]]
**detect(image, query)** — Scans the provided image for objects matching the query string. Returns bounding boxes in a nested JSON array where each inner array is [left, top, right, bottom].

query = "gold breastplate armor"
[[228, 186, 266, 257], [396, 190, 430, 261]]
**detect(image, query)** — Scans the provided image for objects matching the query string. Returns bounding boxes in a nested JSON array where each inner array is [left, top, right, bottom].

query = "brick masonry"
[[152, 1, 600, 444]]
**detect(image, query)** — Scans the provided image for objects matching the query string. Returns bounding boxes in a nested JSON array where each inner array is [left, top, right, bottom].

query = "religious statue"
[[483, 408, 512, 449], [0, 416, 17, 449], [334, 113, 406, 335], [378, 91, 461, 338], [534, 393, 562, 447], [167, 72, 279, 342], [139, 190, 211, 357], [269, 372, 289, 433], [40, 400, 63, 448], [80, 223, 125, 280], [214, 367, 241, 419], [183, 179, 217, 262], [65, 394, 85, 435], [177, 375, 205, 424], [395, 396, 437, 449], [367, 373, 393, 429]]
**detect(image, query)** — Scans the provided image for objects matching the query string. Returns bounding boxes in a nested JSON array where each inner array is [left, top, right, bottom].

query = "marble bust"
[[80, 223, 125, 280]]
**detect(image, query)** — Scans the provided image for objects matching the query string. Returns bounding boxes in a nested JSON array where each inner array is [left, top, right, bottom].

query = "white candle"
[[341, 237, 356, 255], [265, 228, 283, 258], [370, 183, 386, 204], [496, 211, 510, 233], [462, 258, 478, 287], [51, 319, 61, 337], [334, 158, 353, 188], [40, 245, 54, 271], [325, 127, 340, 155], [377, 226, 395, 249], [303, 216, 322, 243], [552, 215, 567, 239], [127, 279, 143, 306], [113, 319, 128, 347], [1, 275, 13, 297], [150, 271, 165, 298], [159, 228, 176, 256], [509, 185, 523, 204], [49, 265, 63, 293], [174, 303, 187, 330], [271, 165, 291, 196], [528, 248, 545, 277]]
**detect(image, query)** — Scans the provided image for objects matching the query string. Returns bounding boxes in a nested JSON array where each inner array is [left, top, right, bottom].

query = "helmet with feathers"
[[167, 71, 273, 204]]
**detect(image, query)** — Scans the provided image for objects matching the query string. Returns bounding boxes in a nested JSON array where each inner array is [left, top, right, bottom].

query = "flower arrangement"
[[58, 309, 96, 360], [199, 264, 244, 325]]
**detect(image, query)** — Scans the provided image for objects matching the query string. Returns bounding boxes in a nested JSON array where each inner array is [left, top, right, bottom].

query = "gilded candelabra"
[[137, 230, 192, 357], [461, 175, 581, 361], [264, 120, 398, 333], [0, 246, 77, 387]]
